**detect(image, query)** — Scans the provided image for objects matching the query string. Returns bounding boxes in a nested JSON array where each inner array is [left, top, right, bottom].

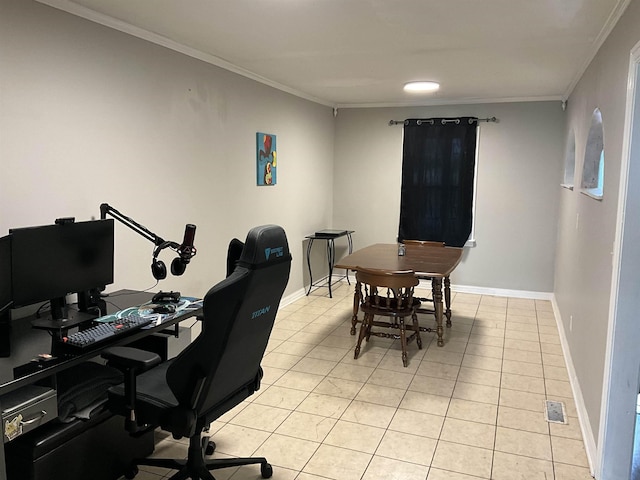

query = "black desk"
[[0, 290, 203, 480], [305, 230, 354, 298]]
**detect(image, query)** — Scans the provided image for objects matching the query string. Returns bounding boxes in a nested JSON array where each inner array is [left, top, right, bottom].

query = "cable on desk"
[[35, 301, 51, 318], [106, 280, 160, 298], [103, 280, 160, 310]]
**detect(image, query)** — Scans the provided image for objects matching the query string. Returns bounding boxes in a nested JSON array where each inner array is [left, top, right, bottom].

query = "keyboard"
[[60, 314, 153, 350]]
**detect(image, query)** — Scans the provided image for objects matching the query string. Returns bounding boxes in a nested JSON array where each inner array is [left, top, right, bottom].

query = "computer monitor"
[[0, 235, 11, 357], [9, 219, 114, 321], [0, 235, 11, 313]]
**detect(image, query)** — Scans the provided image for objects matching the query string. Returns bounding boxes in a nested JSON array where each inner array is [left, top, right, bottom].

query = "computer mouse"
[[151, 304, 176, 314]]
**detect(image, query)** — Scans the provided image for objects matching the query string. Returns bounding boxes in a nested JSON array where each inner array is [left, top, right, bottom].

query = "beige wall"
[[333, 102, 565, 293], [554, 0, 640, 475], [5, 0, 640, 475], [0, 0, 335, 300]]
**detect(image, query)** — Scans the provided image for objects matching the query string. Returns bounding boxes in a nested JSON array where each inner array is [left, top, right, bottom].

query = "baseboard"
[[286, 279, 554, 305], [441, 282, 554, 300], [550, 295, 597, 476], [280, 287, 308, 308]]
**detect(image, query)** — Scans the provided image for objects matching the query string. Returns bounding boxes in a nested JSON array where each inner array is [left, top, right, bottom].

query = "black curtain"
[[398, 117, 478, 247]]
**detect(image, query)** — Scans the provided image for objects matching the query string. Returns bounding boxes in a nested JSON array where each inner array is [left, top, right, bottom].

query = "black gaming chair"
[[101, 225, 291, 480], [226, 237, 245, 277]]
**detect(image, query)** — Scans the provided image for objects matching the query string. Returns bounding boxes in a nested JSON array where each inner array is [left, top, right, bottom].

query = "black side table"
[[305, 230, 354, 298]]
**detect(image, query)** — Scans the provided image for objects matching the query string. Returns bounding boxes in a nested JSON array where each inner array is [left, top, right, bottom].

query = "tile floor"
[[127, 282, 592, 480]]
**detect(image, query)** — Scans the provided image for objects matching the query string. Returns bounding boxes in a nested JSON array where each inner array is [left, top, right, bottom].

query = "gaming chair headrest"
[[226, 238, 245, 277], [238, 225, 291, 268]]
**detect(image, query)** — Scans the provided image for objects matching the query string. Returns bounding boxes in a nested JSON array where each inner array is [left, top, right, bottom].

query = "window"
[[398, 117, 478, 247], [581, 108, 604, 199], [562, 130, 576, 189]]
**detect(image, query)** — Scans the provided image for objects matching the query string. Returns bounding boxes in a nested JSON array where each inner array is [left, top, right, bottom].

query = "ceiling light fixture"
[[404, 81, 440, 93]]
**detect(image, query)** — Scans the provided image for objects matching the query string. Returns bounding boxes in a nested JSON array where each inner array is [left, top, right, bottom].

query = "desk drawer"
[[2, 386, 57, 443]]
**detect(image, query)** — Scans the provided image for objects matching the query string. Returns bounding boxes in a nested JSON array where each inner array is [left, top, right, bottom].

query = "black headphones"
[[170, 256, 187, 276], [151, 242, 186, 280], [151, 258, 167, 280], [151, 243, 169, 280]]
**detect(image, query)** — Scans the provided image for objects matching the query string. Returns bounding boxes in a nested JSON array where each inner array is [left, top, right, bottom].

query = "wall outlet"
[[576, 213, 580, 230], [570, 315, 573, 332]]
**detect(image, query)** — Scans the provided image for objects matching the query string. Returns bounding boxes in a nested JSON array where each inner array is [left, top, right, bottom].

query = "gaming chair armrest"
[[101, 346, 162, 433], [102, 346, 162, 372]]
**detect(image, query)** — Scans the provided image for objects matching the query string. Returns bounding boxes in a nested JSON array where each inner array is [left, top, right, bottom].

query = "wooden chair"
[[354, 268, 422, 367], [403, 240, 453, 327]]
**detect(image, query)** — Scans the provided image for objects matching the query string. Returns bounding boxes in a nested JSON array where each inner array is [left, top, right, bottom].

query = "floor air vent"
[[545, 400, 567, 424]]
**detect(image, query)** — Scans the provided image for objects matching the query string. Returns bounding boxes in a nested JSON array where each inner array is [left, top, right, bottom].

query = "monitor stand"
[[31, 297, 97, 332], [31, 310, 97, 331], [77, 288, 107, 317]]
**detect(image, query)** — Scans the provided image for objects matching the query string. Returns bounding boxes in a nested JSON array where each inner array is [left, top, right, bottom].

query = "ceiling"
[[38, 0, 629, 108]]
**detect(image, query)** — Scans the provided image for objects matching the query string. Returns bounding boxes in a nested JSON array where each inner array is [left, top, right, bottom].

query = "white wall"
[[333, 102, 565, 293], [0, 0, 335, 300]]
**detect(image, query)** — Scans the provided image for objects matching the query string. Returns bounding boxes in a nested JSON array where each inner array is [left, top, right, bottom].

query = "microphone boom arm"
[[99, 203, 196, 279], [99, 203, 178, 250]]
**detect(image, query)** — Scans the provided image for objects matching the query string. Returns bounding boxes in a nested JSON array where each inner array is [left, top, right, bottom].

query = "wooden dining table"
[[334, 243, 463, 346]]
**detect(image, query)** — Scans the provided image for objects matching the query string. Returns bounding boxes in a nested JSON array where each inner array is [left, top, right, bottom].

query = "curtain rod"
[[388, 116, 497, 126]]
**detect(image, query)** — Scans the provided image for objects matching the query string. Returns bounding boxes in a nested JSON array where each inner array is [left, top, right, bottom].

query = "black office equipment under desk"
[[0, 289, 203, 480]]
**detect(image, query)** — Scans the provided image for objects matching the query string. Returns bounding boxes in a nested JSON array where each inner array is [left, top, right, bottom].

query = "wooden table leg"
[[432, 277, 444, 346], [444, 276, 452, 327], [350, 280, 360, 335]]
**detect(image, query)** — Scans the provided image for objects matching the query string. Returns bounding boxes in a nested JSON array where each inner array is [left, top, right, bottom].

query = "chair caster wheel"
[[261, 462, 273, 478], [205, 440, 216, 455], [123, 465, 138, 479]]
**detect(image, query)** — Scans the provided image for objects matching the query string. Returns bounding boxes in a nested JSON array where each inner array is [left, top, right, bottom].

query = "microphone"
[[171, 224, 197, 276]]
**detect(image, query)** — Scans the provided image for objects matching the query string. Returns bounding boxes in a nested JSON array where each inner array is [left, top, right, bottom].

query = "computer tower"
[[5, 408, 154, 480]]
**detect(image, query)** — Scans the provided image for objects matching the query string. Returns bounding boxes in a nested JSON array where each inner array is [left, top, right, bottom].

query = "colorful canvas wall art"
[[257, 132, 277, 186]]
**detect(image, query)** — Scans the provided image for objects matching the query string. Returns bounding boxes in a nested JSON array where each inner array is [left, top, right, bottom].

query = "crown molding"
[[563, 0, 632, 100], [35, 0, 335, 108], [37, 0, 624, 110], [336, 95, 564, 109]]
